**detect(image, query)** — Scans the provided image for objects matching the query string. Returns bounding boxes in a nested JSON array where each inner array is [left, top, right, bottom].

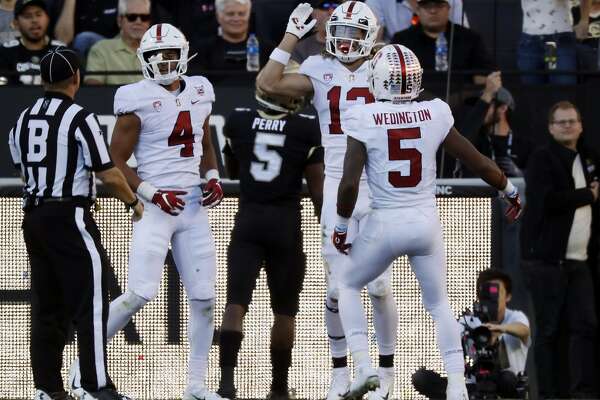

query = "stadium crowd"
[[2, 0, 600, 399]]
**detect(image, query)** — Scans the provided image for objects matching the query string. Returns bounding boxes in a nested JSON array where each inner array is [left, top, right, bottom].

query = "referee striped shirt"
[[8, 91, 113, 199]]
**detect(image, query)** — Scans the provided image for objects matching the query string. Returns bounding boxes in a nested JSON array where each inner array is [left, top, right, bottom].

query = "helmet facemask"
[[325, 2, 378, 63], [140, 47, 188, 85]]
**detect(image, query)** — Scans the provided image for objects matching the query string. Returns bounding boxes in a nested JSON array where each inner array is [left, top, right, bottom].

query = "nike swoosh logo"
[[191, 99, 201, 105]]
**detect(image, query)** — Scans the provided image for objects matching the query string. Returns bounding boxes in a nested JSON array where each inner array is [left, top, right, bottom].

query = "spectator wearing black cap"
[[0, 0, 65, 84], [391, 0, 494, 84], [7, 47, 142, 400], [289, 0, 342, 66]]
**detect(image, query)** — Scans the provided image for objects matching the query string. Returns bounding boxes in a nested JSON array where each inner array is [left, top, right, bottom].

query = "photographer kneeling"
[[412, 269, 530, 399]]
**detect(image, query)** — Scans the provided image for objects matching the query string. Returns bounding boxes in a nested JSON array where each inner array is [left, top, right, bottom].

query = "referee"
[[7, 47, 142, 400]]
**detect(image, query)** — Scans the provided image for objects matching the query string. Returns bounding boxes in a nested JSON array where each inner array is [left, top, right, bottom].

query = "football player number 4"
[[250, 132, 286, 182], [168, 111, 194, 157], [388, 127, 422, 188]]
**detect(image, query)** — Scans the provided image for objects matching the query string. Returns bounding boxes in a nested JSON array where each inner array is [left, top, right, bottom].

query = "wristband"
[[335, 214, 350, 230], [502, 180, 517, 197], [205, 169, 220, 181], [137, 181, 157, 202], [269, 48, 291, 66]]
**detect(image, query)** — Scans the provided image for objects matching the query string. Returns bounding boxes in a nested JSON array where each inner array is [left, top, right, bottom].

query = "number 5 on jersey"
[[388, 127, 422, 188]]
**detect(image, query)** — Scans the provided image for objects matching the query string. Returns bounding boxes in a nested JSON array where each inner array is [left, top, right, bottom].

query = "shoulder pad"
[[3, 39, 19, 48], [298, 113, 316, 120], [234, 107, 252, 112]]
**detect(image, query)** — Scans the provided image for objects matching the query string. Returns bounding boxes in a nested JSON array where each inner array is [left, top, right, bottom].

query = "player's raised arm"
[[256, 3, 314, 98], [442, 127, 522, 221], [110, 113, 142, 190], [200, 116, 224, 208], [304, 148, 324, 219]]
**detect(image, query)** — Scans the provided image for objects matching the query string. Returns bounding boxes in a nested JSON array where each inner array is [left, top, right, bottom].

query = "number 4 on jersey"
[[168, 111, 194, 157]]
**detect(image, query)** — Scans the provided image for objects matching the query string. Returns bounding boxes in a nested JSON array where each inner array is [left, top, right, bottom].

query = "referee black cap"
[[40, 47, 80, 84]]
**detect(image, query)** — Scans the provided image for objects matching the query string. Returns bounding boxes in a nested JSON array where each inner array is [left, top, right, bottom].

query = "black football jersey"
[[224, 108, 322, 205]]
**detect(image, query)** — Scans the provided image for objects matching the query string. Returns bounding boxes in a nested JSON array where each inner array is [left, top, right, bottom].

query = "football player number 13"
[[168, 111, 194, 157], [327, 86, 374, 135], [388, 127, 422, 188]]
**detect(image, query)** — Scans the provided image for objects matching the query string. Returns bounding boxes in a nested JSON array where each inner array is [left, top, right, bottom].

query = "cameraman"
[[412, 269, 530, 399]]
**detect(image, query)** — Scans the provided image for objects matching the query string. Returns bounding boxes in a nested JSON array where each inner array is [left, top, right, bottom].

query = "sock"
[[428, 301, 464, 375], [338, 286, 370, 367], [270, 347, 292, 394], [379, 354, 394, 368], [325, 297, 347, 359], [107, 291, 147, 340], [332, 356, 347, 369], [369, 293, 398, 357], [188, 299, 215, 388], [219, 330, 243, 390]]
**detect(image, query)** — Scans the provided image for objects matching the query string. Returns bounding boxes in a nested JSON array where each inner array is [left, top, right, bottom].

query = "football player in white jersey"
[[68, 24, 225, 400], [257, 3, 399, 400], [332, 45, 522, 400]]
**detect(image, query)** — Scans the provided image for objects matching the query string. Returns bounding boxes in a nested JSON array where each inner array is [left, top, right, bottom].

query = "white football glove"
[[286, 3, 317, 39]]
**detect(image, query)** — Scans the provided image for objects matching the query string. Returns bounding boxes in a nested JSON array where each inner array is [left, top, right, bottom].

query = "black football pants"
[[22, 202, 113, 393]]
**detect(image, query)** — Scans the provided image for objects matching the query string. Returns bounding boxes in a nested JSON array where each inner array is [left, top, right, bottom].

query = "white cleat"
[[326, 368, 350, 400], [80, 389, 132, 400], [446, 382, 469, 400], [367, 368, 393, 400], [344, 365, 380, 400], [183, 386, 229, 400], [68, 358, 84, 398]]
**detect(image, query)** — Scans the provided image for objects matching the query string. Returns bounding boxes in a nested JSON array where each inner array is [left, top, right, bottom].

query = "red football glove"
[[504, 192, 522, 223], [202, 179, 223, 208], [152, 190, 187, 216], [332, 225, 352, 255]]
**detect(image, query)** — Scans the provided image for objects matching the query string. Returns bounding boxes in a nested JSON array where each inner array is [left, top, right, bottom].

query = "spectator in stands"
[[366, 0, 468, 43], [194, 0, 271, 71], [521, 101, 599, 399], [0, 0, 19, 43], [84, 0, 150, 86], [51, 0, 119, 59], [158, 0, 218, 52], [572, 0, 600, 72], [518, 0, 591, 85], [391, 0, 494, 84], [0, 0, 65, 85], [459, 71, 531, 178], [289, 0, 342, 66]]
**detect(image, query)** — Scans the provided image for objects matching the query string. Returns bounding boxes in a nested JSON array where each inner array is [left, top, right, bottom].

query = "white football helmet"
[[325, 1, 378, 63], [137, 23, 189, 85], [368, 44, 423, 104]]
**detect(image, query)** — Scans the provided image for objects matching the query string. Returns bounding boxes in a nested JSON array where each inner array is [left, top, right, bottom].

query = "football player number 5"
[[251, 132, 286, 182], [168, 111, 194, 157], [388, 127, 422, 188]]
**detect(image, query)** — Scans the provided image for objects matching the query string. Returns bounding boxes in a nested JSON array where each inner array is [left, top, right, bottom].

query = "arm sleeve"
[[344, 107, 368, 143], [8, 126, 20, 168], [75, 113, 114, 171], [508, 310, 530, 327], [458, 98, 489, 143], [434, 99, 454, 141], [84, 42, 107, 84]]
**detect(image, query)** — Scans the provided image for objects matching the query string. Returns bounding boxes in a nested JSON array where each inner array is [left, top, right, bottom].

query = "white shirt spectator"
[[499, 309, 530, 375], [521, 0, 573, 35], [366, 0, 469, 42]]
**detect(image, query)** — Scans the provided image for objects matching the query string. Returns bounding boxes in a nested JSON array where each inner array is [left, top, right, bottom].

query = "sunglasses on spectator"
[[319, 2, 339, 10], [124, 14, 151, 22], [551, 119, 580, 126]]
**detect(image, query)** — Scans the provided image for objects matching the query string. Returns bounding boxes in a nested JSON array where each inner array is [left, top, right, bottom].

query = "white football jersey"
[[114, 75, 215, 189], [299, 55, 373, 179], [345, 98, 454, 209]]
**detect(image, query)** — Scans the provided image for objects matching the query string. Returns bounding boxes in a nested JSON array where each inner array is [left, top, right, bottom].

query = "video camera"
[[459, 282, 528, 399]]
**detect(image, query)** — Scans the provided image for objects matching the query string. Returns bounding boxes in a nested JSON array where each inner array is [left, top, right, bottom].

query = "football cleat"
[[183, 386, 229, 400], [34, 390, 75, 400], [326, 368, 350, 400], [80, 389, 132, 400], [366, 368, 393, 400], [344, 365, 380, 400], [68, 358, 84, 398]]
